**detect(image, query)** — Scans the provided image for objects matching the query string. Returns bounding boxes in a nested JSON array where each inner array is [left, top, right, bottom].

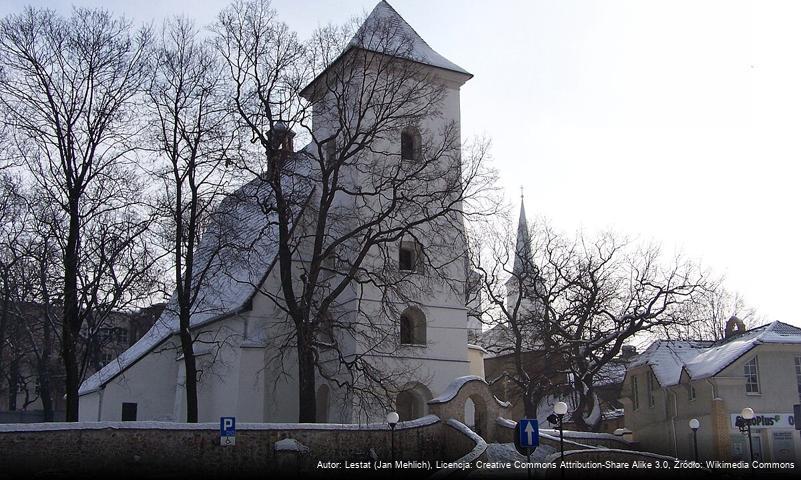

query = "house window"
[[744, 356, 760, 394], [399, 240, 422, 272], [399, 307, 426, 345], [99, 327, 113, 341], [115, 328, 128, 344], [121, 402, 138, 421], [795, 356, 801, 402], [689, 384, 696, 401], [647, 371, 656, 407], [632, 376, 639, 411], [400, 127, 421, 161]]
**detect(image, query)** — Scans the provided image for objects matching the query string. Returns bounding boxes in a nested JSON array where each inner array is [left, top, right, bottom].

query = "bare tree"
[[147, 17, 236, 422], [0, 7, 156, 420], [471, 215, 709, 430], [214, 0, 497, 421], [668, 285, 760, 341]]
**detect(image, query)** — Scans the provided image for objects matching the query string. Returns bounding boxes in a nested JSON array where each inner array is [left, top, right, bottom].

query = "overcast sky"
[[2, 0, 799, 327]]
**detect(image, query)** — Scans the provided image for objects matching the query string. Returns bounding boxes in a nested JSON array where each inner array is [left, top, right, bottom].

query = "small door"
[[121, 402, 138, 421]]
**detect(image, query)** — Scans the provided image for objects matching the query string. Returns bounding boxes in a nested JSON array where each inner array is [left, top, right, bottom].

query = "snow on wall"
[[0, 415, 441, 433], [444, 419, 487, 464], [274, 438, 311, 453], [428, 375, 485, 404]]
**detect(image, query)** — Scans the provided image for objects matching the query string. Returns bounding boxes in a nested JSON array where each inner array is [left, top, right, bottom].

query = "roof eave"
[[300, 45, 472, 100]]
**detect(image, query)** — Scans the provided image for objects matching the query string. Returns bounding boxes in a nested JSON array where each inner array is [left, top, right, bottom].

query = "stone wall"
[[0, 415, 479, 478]]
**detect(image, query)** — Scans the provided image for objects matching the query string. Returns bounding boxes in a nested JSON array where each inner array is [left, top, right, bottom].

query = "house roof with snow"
[[79, 152, 312, 395], [301, 1, 470, 97], [627, 321, 801, 387]]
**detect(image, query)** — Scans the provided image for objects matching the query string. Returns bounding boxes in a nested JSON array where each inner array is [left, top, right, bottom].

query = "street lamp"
[[738, 407, 755, 468], [554, 401, 568, 479], [387, 411, 399, 480], [688, 418, 700, 462]]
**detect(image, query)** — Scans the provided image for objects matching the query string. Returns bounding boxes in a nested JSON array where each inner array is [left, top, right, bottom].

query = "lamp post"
[[387, 411, 399, 480], [740, 407, 755, 469], [689, 418, 700, 462], [554, 401, 568, 479]]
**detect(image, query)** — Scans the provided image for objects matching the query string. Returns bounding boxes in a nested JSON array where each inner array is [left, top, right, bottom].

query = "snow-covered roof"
[[351, 1, 470, 76], [595, 360, 628, 386], [628, 339, 711, 387], [302, 1, 470, 97], [628, 321, 801, 387], [80, 153, 313, 395]]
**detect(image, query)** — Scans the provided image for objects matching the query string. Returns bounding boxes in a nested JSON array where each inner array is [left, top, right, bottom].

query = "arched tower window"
[[399, 239, 423, 272], [400, 127, 421, 161], [400, 306, 426, 345]]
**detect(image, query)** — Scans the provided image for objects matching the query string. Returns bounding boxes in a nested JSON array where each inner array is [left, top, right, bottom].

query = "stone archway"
[[464, 393, 488, 438], [396, 382, 433, 421], [428, 375, 510, 442]]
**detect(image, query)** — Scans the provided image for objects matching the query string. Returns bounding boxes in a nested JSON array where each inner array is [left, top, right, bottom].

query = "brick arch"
[[427, 375, 510, 442]]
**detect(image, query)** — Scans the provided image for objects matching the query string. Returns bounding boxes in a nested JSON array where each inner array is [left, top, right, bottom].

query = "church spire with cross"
[[509, 189, 533, 285]]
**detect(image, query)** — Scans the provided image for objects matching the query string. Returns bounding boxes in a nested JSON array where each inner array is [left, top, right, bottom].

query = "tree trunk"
[[178, 317, 199, 422], [523, 387, 539, 418], [62, 195, 81, 422], [7, 357, 17, 410], [40, 311, 54, 422], [297, 325, 316, 423]]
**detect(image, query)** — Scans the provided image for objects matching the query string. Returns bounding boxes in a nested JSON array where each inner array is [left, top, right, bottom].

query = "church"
[[78, 2, 485, 424]]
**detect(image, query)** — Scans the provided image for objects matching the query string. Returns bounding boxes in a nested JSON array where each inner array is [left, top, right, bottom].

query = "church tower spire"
[[511, 192, 533, 280], [506, 193, 536, 313]]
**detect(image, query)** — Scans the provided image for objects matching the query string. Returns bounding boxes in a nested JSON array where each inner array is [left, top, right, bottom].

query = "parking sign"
[[220, 417, 236, 446]]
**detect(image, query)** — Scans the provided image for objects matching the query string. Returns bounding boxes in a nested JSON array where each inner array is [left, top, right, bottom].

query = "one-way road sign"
[[514, 418, 539, 455]]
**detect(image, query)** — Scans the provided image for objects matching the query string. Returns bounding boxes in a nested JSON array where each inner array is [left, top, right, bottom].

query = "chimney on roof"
[[621, 345, 637, 360], [724, 315, 746, 338], [269, 121, 295, 153]]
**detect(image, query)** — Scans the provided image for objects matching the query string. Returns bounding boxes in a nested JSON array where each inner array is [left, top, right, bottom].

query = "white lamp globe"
[[387, 411, 399, 425], [741, 407, 755, 420], [689, 418, 700, 430], [554, 401, 568, 416]]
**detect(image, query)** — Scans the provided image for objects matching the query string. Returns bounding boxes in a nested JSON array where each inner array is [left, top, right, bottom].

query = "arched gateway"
[[427, 375, 511, 442]]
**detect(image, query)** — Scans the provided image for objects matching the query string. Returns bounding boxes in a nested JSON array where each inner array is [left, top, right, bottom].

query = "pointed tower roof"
[[301, 1, 471, 98], [511, 197, 533, 277], [351, 1, 471, 76]]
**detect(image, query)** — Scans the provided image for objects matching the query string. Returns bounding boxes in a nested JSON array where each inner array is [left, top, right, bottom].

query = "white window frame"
[[744, 356, 760, 394], [795, 356, 801, 402]]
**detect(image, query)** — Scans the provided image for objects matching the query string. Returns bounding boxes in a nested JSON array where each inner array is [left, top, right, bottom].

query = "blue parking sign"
[[220, 417, 236, 446], [518, 418, 539, 448]]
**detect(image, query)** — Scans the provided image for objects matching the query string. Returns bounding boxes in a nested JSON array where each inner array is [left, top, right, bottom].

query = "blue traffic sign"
[[518, 418, 539, 448], [220, 417, 236, 437]]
